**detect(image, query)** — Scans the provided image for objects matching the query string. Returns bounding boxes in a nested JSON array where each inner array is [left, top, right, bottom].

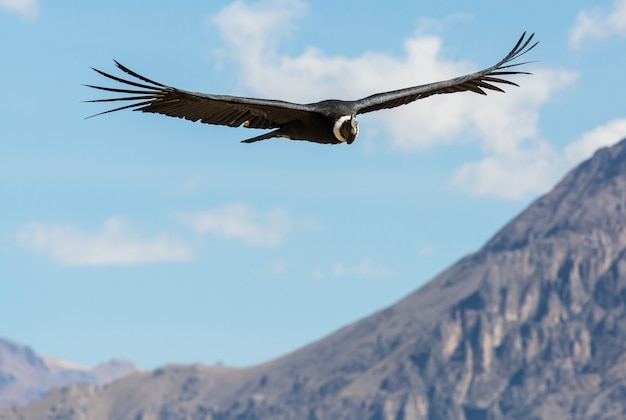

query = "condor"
[[86, 33, 537, 145]]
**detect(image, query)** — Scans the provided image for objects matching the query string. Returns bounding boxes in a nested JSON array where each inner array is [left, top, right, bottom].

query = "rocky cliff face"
[[4, 139, 626, 419]]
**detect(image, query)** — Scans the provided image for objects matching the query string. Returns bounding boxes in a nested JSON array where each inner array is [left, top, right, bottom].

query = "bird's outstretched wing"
[[353, 32, 538, 115], [85, 61, 314, 130]]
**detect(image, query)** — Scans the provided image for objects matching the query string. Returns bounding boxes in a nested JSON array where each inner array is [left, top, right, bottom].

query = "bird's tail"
[[240, 129, 282, 143]]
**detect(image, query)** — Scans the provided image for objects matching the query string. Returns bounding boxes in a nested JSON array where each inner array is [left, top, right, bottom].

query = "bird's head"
[[334, 115, 359, 144]]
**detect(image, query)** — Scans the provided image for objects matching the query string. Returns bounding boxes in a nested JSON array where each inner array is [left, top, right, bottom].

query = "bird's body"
[[257, 100, 359, 144], [86, 33, 537, 145]]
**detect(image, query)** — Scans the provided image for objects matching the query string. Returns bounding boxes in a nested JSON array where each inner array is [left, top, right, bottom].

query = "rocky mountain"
[[4, 138, 626, 419], [0, 338, 139, 407]]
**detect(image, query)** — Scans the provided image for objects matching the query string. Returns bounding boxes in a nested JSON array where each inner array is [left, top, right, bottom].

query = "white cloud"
[[17, 218, 192, 266], [449, 142, 560, 200], [570, 0, 626, 48], [564, 118, 626, 163], [451, 118, 626, 199], [213, 2, 626, 200], [211, 1, 576, 200], [181, 203, 291, 247], [212, 0, 307, 66], [417, 246, 437, 257], [333, 259, 393, 278], [0, 0, 38, 18], [312, 258, 394, 279], [212, 1, 572, 146]]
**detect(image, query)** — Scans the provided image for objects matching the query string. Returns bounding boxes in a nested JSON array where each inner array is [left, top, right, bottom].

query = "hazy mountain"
[[4, 138, 626, 419], [0, 338, 139, 407]]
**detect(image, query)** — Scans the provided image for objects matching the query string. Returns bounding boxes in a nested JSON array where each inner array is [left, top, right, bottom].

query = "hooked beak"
[[347, 118, 359, 144]]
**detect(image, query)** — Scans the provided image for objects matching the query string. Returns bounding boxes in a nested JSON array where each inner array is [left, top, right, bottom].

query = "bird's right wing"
[[85, 61, 314, 130], [353, 32, 538, 115]]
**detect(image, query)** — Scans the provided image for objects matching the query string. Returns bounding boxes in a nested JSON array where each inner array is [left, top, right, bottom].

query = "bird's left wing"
[[85, 61, 314, 130], [353, 32, 538, 115]]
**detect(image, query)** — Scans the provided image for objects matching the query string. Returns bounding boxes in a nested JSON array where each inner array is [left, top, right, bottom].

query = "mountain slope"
[[0, 338, 139, 407], [4, 138, 626, 419]]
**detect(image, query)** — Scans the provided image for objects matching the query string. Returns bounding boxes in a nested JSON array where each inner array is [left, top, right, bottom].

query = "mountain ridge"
[[0, 338, 139, 408], [4, 138, 626, 419]]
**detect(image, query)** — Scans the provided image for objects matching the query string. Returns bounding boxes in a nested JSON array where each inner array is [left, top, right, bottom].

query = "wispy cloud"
[[212, 1, 624, 200], [180, 203, 291, 247], [211, 0, 575, 200], [564, 118, 626, 163], [417, 245, 437, 257], [569, 0, 626, 48], [211, 0, 307, 63], [0, 0, 38, 18], [332, 259, 394, 278], [312, 258, 394, 279], [449, 145, 558, 200], [17, 218, 192, 266], [259, 260, 288, 277], [450, 118, 626, 199]]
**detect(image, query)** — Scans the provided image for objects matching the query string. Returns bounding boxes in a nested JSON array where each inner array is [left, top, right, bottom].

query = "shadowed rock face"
[[4, 139, 626, 420]]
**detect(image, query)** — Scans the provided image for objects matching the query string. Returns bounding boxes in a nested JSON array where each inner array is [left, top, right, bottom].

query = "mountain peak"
[[486, 138, 626, 253], [0, 338, 47, 373], [0, 339, 140, 407], [5, 138, 626, 418]]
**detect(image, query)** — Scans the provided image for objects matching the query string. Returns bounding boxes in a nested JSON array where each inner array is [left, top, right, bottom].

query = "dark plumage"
[[86, 32, 538, 145]]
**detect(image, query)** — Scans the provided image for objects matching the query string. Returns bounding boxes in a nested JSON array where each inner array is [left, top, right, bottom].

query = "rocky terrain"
[[4, 138, 626, 419]]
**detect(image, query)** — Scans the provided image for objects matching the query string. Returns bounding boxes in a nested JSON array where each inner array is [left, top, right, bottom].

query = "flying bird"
[[86, 33, 537, 145]]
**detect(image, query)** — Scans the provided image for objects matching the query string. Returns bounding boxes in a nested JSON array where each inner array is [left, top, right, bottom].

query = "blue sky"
[[2, 0, 626, 370]]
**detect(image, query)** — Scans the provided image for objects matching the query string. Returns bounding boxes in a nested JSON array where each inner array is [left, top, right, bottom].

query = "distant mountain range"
[[4, 138, 626, 419], [0, 338, 139, 407]]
